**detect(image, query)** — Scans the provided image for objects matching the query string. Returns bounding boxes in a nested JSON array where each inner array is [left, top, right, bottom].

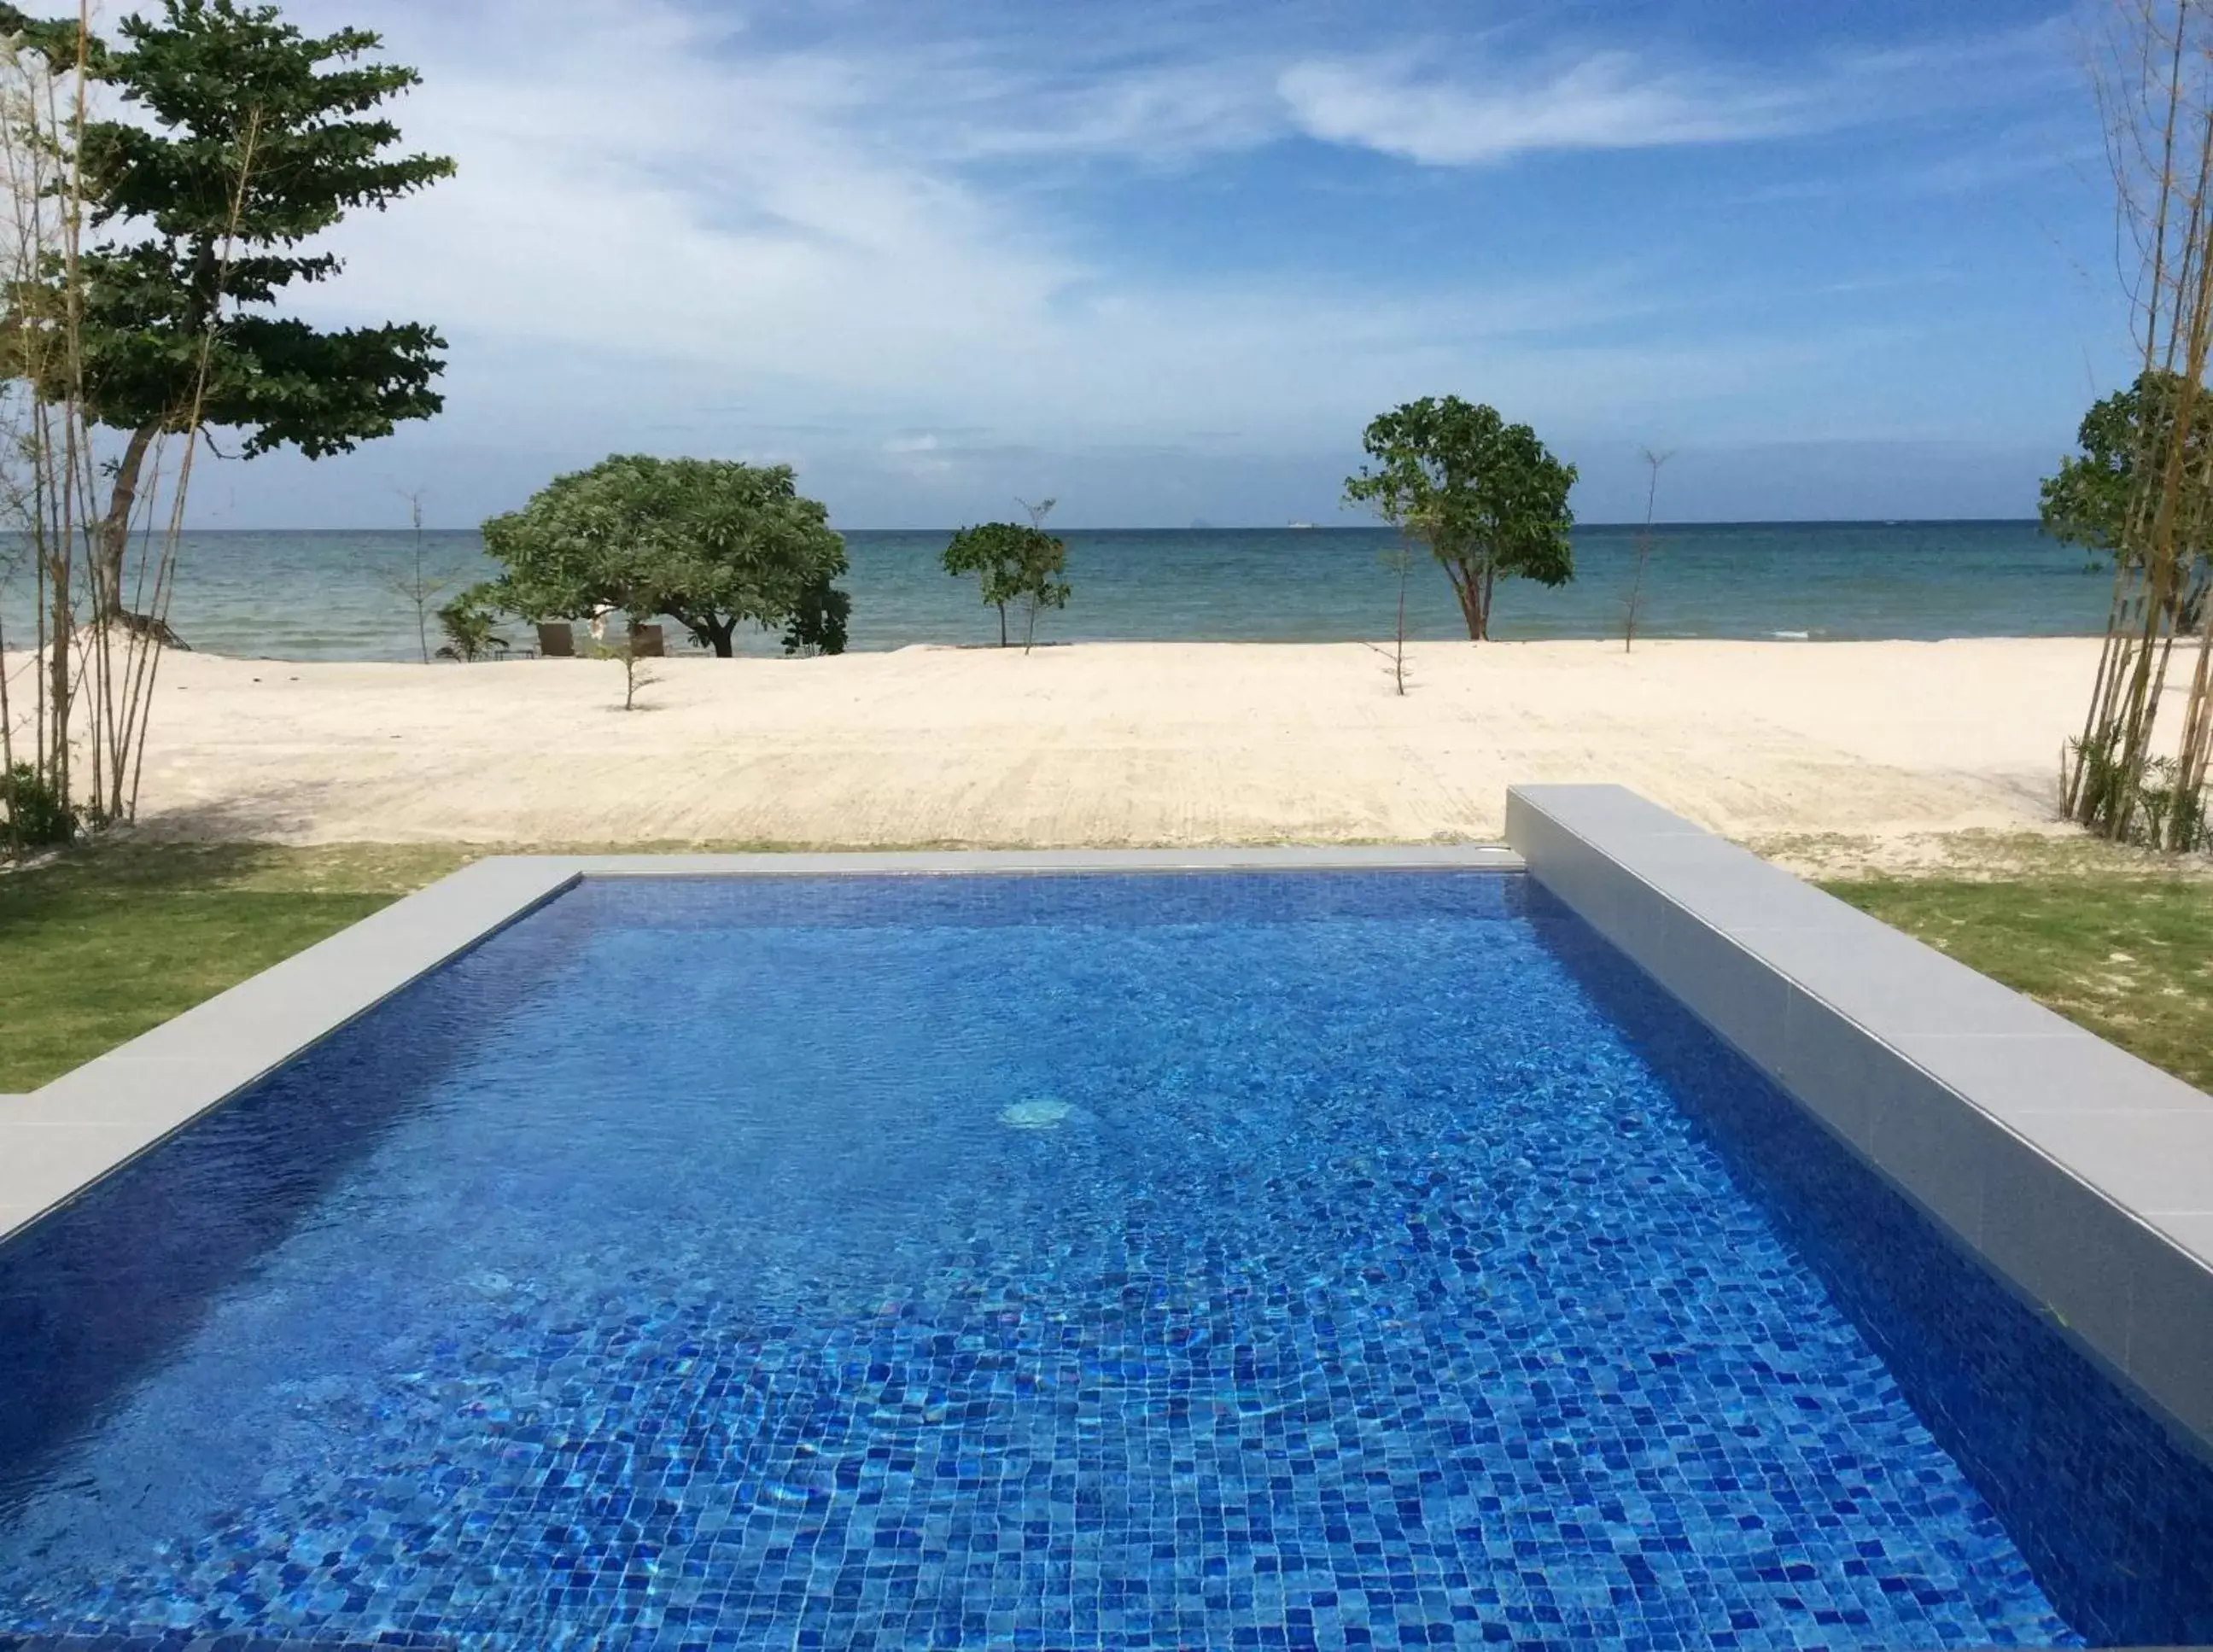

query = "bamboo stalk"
[[0, 12, 257, 838], [2070, 0, 2213, 846], [116, 105, 259, 820]]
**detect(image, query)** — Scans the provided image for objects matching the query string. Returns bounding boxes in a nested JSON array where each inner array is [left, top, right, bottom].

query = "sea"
[[0, 520, 2106, 662]]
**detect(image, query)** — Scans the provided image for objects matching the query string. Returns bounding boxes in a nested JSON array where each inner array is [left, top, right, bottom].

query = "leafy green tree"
[[1, 0, 454, 614], [2041, 369, 2213, 628], [482, 456, 850, 657], [943, 520, 1071, 650], [1344, 396, 1577, 640]]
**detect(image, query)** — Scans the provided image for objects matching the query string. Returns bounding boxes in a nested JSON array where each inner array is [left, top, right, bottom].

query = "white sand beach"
[[18, 636, 2126, 853]]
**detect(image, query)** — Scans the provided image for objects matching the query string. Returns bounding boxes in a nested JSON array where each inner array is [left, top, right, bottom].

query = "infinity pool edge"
[[0, 844, 1523, 1247]]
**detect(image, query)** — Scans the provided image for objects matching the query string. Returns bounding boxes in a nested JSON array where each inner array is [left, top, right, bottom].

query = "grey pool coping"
[[0, 842, 1521, 1246], [1507, 783, 2213, 1456]]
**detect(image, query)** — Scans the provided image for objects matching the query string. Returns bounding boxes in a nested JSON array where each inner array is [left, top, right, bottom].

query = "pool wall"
[[1504, 783, 2213, 1457]]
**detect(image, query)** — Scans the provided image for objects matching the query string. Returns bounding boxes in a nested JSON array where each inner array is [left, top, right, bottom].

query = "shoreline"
[[3, 636, 2139, 854]]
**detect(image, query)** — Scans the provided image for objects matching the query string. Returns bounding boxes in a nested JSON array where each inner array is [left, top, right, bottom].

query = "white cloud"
[[1277, 53, 1803, 166], [1273, 24, 2078, 170], [902, 57, 1281, 164], [882, 433, 955, 476]]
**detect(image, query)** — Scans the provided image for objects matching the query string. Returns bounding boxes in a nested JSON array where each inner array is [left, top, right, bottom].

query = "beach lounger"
[[628, 623, 665, 657], [536, 621, 575, 657]]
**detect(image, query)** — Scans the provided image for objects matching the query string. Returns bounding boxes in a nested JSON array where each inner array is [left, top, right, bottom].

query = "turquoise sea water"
[[1, 520, 2103, 661]]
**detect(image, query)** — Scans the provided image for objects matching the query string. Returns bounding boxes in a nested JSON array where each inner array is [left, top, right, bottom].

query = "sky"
[[178, 0, 2128, 528]]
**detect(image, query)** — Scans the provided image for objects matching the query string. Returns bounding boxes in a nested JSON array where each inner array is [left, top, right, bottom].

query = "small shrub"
[[782, 575, 850, 656], [3, 764, 78, 851], [2062, 737, 2210, 852], [586, 625, 657, 710], [435, 584, 508, 662], [2135, 757, 2211, 852]]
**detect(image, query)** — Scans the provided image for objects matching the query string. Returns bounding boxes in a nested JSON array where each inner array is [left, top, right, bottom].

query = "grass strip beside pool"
[[0, 844, 469, 1093], [1825, 874, 2213, 1093]]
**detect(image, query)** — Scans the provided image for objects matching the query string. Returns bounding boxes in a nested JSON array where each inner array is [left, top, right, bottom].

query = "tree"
[[3, 0, 454, 621], [1344, 396, 1577, 641], [1380, 530, 1413, 697], [1012, 495, 1067, 651], [1624, 447, 1673, 652], [0, 4, 437, 832], [2041, 370, 2212, 629], [943, 518, 1070, 650], [482, 455, 850, 657], [379, 487, 450, 663]]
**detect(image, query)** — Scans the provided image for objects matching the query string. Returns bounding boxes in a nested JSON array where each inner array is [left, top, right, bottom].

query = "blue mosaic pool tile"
[[1527, 884, 2213, 1646], [0, 871, 2191, 1647]]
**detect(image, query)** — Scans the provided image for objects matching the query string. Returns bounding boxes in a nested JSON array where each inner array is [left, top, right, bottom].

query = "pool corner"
[[1504, 782, 2213, 1456]]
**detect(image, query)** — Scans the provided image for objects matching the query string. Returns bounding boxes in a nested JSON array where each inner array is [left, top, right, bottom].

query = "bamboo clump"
[[2069, 0, 2213, 849]]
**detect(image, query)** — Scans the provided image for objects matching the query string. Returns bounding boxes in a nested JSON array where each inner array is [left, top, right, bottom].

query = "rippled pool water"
[[0, 872, 2149, 1649]]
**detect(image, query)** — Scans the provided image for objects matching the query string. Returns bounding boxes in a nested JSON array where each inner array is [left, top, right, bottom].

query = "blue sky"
[[196, 0, 2122, 528]]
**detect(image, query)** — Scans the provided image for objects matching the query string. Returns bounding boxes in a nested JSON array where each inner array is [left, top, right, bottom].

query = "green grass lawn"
[[4, 840, 2210, 1096], [0, 843, 471, 1092], [1824, 874, 2213, 1092]]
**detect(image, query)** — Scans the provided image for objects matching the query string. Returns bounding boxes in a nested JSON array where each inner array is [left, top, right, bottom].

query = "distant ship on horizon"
[[1286, 520, 1316, 529]]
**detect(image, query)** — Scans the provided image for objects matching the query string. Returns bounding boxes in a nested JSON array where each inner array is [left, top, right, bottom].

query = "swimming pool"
[[0, 870, 2208, 1649]]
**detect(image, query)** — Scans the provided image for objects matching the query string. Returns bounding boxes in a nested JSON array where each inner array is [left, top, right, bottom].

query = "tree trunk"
[[96, 423, 161, 619], [1443, 559, 1483, 640], [694, 615, 736, 657], [1480, 566, 1496, 642], [996, 603, 1007, 647], [1393, 548, 1409, 696]]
